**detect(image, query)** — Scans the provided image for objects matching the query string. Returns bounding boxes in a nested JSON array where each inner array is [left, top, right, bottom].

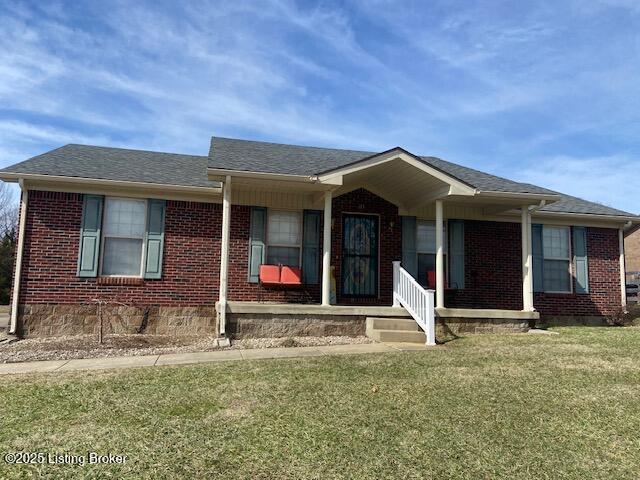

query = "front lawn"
[[1, 327, 639, 479]]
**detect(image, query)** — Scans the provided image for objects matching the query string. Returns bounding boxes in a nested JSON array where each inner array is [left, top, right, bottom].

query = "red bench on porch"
[[258, 264, 303, 301], [427, 270, 456, 291]]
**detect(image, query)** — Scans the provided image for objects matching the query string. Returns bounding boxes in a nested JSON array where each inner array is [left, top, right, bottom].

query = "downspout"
[[9, 179, 28, 336]]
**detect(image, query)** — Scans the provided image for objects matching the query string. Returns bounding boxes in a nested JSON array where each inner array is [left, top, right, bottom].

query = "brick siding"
[[446, 221, 622, 316], [16, 190, 622, 322], [534, 227, 621, 316], [330, 188, 402, 306], [19, 191, 220, 306]]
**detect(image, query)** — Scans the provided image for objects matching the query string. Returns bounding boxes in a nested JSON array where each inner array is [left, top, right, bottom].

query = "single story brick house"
[[1, 137, 637, 342]]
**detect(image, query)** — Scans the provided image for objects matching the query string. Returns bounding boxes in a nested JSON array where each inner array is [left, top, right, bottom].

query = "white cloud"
[[514, 155, 639, 214]]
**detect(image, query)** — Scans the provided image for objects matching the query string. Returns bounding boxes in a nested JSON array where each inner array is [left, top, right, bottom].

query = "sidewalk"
[[0, 342, 433, 375]]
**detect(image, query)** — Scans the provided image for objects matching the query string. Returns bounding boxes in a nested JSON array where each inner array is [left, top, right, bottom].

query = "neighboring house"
[[624, 227, 640, 279], [0, 137, 637, 341]]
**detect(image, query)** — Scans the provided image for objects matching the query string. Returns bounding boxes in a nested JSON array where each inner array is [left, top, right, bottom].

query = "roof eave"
[[535, 210, 640, 224], [474, 190, 562, 204], [207, 167, 341, 185], [0, 172, 222, 194]]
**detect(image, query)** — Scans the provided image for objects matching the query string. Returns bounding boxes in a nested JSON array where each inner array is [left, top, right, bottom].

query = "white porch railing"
[[392, 261, 436, 345]]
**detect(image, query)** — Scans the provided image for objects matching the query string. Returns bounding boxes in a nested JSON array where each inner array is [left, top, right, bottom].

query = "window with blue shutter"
[[573, 226, 589, 293], [449, 220, 464, 289], [532, 224, 544, 292], [302, 210, 321, 284], [401, 216, 417, 278], [144, 199, 166, 279], [77, 195, 104, 277], [248, 207, 267, 283]]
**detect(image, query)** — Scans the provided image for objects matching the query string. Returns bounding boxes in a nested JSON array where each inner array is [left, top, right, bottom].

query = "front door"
[[341, 214, 379, 298]]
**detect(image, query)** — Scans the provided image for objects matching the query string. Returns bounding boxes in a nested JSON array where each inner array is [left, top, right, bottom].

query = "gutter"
[[0, 172, 222, 195], [9, 180, 28, 336], [532, 210, 639, 224]]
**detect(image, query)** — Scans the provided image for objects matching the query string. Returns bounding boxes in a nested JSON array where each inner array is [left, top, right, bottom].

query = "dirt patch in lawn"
[[0, 334, 373, 363]]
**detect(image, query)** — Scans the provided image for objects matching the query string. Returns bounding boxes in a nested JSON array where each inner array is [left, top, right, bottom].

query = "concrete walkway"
[[0, 342, 433, 375]]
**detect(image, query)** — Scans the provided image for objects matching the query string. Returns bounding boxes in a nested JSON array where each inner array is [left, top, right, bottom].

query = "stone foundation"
[[436, 317, 530, 339], [18, 304, 217, 337], [227, 313, 365, 338], [538, 315, 608, 327]]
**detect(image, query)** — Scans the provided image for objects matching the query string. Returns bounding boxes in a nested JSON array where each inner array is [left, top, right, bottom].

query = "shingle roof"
[[208, 137, 556, 195], [0, 144, 218, 189], [0, 138, 635, 219], [208, 137, 636, 218]]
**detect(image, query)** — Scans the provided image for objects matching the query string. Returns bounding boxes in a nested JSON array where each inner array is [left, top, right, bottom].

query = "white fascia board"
[[532, 210, 640, 224], [474, 190, 561, 203], [206, 168, 344, 185], [0, 172, 222, 195]]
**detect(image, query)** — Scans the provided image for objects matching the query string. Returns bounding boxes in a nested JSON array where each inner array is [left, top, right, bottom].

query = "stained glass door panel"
[[341, 215, 378, 297]]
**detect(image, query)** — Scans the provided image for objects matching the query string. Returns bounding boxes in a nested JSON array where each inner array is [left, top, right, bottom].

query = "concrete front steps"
[[365, 317, 426, 344]]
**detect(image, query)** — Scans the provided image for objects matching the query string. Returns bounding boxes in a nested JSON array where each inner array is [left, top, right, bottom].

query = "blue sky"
[[1, 0, 639, 212]]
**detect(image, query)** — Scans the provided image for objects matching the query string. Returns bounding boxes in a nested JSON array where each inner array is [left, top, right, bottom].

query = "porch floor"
[[222, 301, 540, 320]]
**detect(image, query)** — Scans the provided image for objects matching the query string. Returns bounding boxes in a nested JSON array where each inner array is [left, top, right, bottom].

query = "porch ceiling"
[[334, 157, 459, 209]]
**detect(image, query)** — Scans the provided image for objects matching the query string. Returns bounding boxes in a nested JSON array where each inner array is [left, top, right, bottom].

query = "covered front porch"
[[209, 147, 556, 341]]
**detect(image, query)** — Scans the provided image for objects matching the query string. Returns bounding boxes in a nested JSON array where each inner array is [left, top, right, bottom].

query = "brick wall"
[[534, 227, 621, 316], [625, 228, 640, 273], [227, 205, 321, 303], [446, 220, 622, 316], [16, 190, 622, 326], [331, 188, 402, 306], [446, 220, 523, 310], [20, 191, 220, 306]]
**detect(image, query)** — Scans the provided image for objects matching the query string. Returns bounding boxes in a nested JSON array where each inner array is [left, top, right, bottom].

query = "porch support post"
[[218, 175, 232, 337], [521, 206, 534, 311], [435, 199, 444, 309], [619, 227, 627, 307], [392, 260, 401, 307], [9, 180, 28, 335], [321, 190, 332, 306]]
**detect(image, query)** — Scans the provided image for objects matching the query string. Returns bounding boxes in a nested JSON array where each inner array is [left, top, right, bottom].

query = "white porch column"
[[392, 260, 401, 307], [321, 190, 332, 306], [620, 227, 627, 307], [435, 199, 444, 309], [9, 181, 28, 335], [521, 206, 534, 311], [218, 175, 232, 336]]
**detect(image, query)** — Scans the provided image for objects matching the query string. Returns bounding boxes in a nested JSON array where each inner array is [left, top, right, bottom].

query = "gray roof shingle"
[[0, 144, 219, 189], [0, 138, 635, 219]]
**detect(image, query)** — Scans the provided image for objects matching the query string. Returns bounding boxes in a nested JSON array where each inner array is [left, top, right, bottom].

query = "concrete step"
[[366, 317, 422, 332], [365, 317, 427, 344], [371, 329, 426, 343]]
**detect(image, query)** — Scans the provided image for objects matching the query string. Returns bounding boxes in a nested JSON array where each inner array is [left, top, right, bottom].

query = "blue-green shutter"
[[77, 194, 103, 277], [573, 226, 589, 293], [302, 210, 321, 284], [248, 207, 267, 283], [449, 220, 465, 289], [401, 216, 417, 278], [532, 224, 544, 292], [144, 199, 166, 279]]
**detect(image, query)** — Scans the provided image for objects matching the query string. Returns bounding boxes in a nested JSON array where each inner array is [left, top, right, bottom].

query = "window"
[[101, 198, 147, 276], [266, 210, 302, 267], [416, 220, 446, 287], [542, 225, 571, 292]]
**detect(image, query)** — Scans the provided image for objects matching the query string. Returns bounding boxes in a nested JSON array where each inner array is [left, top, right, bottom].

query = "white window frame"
[[100, 197, 148, 278], [542, 225, 572, 294], [266, 209, 303, 267]]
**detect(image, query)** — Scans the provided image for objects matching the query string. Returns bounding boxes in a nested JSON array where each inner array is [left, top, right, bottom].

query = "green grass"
[[1, 327, 640, 479]]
